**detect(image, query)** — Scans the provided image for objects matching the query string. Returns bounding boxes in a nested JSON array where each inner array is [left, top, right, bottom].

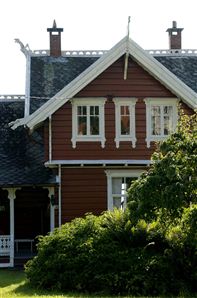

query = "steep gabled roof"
[[12, 36, 197, 131]]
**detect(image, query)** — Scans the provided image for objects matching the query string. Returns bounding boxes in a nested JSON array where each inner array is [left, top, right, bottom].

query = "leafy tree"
[[128, 110, 197, 224]]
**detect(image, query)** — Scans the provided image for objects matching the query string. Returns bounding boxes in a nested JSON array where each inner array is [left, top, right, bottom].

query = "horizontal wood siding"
[[77, 56, 175, 97], [61, 168, 107, 223], [45, 55, 193, 161]]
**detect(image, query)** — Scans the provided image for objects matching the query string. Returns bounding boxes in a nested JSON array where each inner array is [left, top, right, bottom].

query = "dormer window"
[[113, 98, 137, 148], [71, 98, 106, 148], [144, 98, 179, 147]]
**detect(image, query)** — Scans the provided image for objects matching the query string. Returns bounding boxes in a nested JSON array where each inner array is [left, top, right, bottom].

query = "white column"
[[58, 165, 62, 228], [105, 172, 113, 210], [4, 188, 20, 267], [45, 187, 55, 232]]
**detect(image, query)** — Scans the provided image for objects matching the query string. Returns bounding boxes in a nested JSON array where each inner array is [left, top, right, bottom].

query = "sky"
[[0, 0, 197, 94]]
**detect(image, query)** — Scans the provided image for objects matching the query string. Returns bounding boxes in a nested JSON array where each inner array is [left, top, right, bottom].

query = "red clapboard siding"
[[43, 55, 194, 162], [61, 168, 107, 223]]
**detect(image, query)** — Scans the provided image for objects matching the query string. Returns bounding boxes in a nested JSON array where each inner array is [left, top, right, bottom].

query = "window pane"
[[90, 116, 99, 135], [112, 178, 122, 194], [113, 197, 122, 209], [90, 106, 99, 116], [121, 106, 130, 115], [120, 105, 130, 135], [163, 106, 173, 135], [77, 106, 87, 116], [78, 117, 87, 135], [121, 116, 130, 134], [151, 106, 161, 135]]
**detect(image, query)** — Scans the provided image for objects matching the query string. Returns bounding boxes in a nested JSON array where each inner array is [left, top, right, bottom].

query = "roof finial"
[[127, 16, 131, 39], [53, 20, 57, 29], [124, 16, 131, 80]]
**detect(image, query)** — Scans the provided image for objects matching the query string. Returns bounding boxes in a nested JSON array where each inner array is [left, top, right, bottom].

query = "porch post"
[[4, 188, 20, 267], [105, 171, 113, 210], [49, 187, 55, 232], [44, 187, 55, 232]]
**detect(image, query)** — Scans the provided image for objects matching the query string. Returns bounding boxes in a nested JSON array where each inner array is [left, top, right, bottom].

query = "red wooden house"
[[0, 21, 196, 267]]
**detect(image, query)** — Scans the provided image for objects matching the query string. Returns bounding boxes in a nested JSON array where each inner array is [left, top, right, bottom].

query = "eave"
[[45, 159, 152, 168], [11, 36, 197, 131]]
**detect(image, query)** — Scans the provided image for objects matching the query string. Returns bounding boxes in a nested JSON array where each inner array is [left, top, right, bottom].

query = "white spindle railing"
[[0, 235, 14, 267], [0, 235, 11, 256]]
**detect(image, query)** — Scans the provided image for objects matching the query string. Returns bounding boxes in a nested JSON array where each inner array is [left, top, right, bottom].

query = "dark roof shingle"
[[30, 56, 98, 113], [0, 101, 55, 186], [155, 56, 197, 92]]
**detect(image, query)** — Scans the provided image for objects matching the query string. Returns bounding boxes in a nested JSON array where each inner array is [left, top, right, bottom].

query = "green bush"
[[25, 208, 196, 296]]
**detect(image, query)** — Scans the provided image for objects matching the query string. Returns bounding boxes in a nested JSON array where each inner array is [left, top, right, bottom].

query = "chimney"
[[166, 21, 184, 49], [47, 20, 63, 57]]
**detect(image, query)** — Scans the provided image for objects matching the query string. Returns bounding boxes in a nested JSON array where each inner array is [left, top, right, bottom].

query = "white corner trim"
[[144, 97, 179, 148], [113, 98, 137, 148]]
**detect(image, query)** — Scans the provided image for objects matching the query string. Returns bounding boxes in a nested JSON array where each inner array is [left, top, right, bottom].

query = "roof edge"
[[11, 36, 197, 131]]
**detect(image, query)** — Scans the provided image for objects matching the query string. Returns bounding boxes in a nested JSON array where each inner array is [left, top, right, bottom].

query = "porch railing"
[[0, 235, 14, 267]]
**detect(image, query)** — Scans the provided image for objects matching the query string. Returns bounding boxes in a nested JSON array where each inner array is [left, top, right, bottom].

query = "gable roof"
[[12, 36, 197, 131]]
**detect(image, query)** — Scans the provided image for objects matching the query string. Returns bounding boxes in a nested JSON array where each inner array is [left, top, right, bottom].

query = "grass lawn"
[[0, 269, 195, 298]]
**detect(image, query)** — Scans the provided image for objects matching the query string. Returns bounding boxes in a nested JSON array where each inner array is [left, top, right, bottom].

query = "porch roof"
[[0, 100, 56, 187]]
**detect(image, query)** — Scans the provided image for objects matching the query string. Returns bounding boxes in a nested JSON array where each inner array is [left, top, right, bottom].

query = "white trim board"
[[11, 36, 197, 131], [45, 159, 152, 167]]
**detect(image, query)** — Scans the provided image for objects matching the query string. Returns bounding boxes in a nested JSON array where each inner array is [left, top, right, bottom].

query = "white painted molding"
[[113, 98, 137, 148], [45, 159, 152, 166], [71, 98, 106, 148], [105, 169, 145, 210], [144, 98, 179, 148], [0, 95, 25, 102]]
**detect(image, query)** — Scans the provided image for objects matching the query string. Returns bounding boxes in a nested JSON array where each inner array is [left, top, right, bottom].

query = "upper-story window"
[[144, 98, 179, 147], [113, 98, 137, 148], [71, 98, 106, 148]]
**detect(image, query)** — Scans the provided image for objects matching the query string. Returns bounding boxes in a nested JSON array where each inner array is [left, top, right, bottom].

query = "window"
[[113, 98, 137, 148], [77, 105, 99, 136], [105, 170, 144, 210], [71, 98, 106, 148], [144, 98, 179, 147]]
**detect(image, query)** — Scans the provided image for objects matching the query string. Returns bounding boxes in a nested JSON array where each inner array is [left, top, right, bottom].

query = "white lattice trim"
[[0, 235, 11, 256]]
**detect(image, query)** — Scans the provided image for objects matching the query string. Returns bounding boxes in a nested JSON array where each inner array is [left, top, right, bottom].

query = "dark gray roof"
[[155, 56, 197, 92], [0, 101, 55, 187], [30, 56, 98, 113], [29, 55, 197, 114]]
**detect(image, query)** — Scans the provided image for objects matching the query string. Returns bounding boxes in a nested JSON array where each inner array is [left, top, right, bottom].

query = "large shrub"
[[25, 208, 196, 296]]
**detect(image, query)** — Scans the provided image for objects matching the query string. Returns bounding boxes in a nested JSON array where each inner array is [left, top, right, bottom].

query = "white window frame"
[[105, 169, 144, 210], [144, 98, 179, 148], [113, 98, 137, 148], [71, 98, 106, 148]]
